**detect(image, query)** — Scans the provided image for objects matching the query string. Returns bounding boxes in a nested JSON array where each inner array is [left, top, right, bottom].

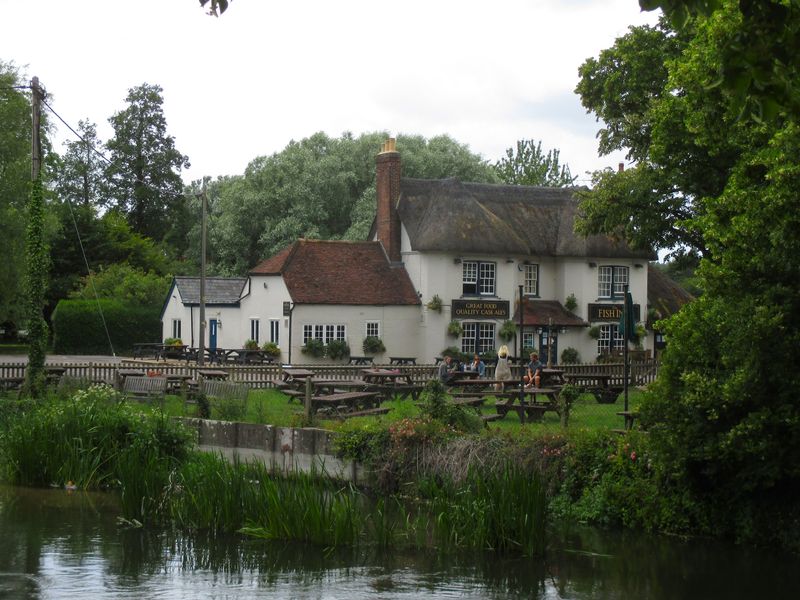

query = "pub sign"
[[588, 303, 640, 322], [452, 299, 510, 319]]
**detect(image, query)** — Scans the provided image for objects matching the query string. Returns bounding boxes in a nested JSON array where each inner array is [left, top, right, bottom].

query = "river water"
[[1, 484, 798, 599]]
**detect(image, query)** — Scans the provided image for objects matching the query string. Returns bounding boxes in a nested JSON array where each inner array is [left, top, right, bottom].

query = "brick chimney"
[[376, 138, 402, 262]]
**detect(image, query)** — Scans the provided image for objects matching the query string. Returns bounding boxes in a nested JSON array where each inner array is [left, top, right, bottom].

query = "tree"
[[204, 132, 498, 273], [640, 0, 800, 122], [493, 139, 577, 187], [579, 3, 800, 546], [574, 16, 753, 258], [54, 120, 107, 207], [105, 83, 190, 244], [68, 263, 171, 307], [0, 62, 31, 330]]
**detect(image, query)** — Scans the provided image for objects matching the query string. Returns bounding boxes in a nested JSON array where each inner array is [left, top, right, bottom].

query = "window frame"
[[304, 323, 347, 345], [597, 323, 624, 354], [460, 321, 496, 354], [269, 319, 280, 345], [366, 320, 380, 338], [598, 265, 630, 299], [462, 260, 497, 296], [249, 318, 260, 343], [171, 319, 181, 340], [523, 263, 539, 296]]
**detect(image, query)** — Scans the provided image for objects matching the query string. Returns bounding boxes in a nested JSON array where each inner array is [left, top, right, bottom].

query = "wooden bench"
[[0, 376, 25, 392], [452, 396, 486, 407], [480, 413, 504, 426], [122, 376, 167, 402], [338, 407, 391, 419], [494, 402, 549, 423], [311, 391, 381, 412], [201, 379, 249, 403]]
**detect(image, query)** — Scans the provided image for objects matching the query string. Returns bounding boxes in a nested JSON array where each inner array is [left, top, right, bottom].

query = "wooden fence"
[[1, 359, 660, 390]]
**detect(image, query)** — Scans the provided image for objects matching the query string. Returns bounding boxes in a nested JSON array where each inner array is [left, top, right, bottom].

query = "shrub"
[[301, 338, 325, 358], [52, 299, 161, 354], [446, 320, 463, 337], [560, 347, 580, 364], [426, 294, 443, 312], [261, 341, 280, 358], [588, 325, 601, 339], [243, 339, 259, 350], [418, 380, 481, 434], [164, 337, 183, 346], [326, 339, 350, 361], [362, 336, 386, 355], [498, 320, 517, 341], [564, 293, 578, 312]]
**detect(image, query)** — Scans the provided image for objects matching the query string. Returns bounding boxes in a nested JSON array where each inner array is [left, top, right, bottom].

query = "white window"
[[598, 266, 629, 298], [304, 323, 346, 344], [269, 319, 280, 345], [598, 324, 624, 354], [461, 322, 496, 354], [522, 331, 536, 351], [250, 318, 260, 343], [462, 261, 496, 296], [524, 264, 539, 296], [171, 319, 181, 339], [366, 321, 380, 338]]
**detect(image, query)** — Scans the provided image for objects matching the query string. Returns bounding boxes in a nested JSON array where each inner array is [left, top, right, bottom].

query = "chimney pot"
[[618, 162, 625, 173]]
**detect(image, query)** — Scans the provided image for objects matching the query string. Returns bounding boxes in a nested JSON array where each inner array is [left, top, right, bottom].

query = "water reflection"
[[1, 485, 799, 599]]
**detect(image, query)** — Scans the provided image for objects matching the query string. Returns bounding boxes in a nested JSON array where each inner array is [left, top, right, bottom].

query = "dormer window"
[[598, 266, 629, 298], [462, 261, 495, 296]]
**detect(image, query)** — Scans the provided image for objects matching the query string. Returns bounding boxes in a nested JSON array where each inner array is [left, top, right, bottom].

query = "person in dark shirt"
[[524, 352, 542, 388]]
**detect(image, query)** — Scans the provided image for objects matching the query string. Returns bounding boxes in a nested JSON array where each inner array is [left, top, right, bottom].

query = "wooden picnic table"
[[389, 356, 417, 365], [116, 368, 145, 390], [361, 368, 422, 401], [494, 387, 560, 424], [165, 373, 193, 394], [227, 348, 273, 365], [540, 368, 565, 386], [312, 378, 370, 395], [617, 410, 639, 431], [311, 391, 382, 414], [348, 356, 374, 365], [198, 369, 229, 381]]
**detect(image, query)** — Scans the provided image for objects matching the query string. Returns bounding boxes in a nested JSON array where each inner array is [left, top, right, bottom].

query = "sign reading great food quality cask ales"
[[588, 303, 641, 322], [451, 299, 510, 319]]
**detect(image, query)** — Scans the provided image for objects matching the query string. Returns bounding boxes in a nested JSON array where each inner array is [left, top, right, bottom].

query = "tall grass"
[[0, 385, 192, 497], [422, 465, 547, 556]]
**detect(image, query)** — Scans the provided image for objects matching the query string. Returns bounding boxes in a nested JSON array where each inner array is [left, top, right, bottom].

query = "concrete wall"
[[179, 418, 368, 483]]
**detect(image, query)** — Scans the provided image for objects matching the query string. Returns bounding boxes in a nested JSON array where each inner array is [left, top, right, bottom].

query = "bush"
[[498, 320, 517, 342], [52, 299, 161, 354], [362, 336, 386, 354], [560, 347, 580, 364], [301, 338, 325, 358], [261, 341, 281, 358], [243, 339, 259, 350], [446, 320, 463, 337], [564, 293, 578, 312], [425, 294, 443, 312], [326, 339, 350, 361]]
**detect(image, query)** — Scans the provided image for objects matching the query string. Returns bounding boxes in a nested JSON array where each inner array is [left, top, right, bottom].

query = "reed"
[[422, 464, 547, 556]]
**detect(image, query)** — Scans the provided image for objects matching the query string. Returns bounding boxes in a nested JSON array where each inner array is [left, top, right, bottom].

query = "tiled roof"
[[392, 178, 655, 260], [173, 276, 247, 305], [512, 299, 589, 327], [253, 239, 420, 305]]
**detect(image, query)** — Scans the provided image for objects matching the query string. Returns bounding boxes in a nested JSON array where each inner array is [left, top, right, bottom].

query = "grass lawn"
[[141, 387, 644, 434]]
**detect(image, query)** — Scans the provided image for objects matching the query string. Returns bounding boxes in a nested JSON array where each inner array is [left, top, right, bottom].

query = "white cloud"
[[0, 0, 658, 181]]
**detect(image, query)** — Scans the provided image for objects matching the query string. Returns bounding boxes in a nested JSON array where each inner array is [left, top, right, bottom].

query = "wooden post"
[[198, 182, 207, 366], [304, 376, 313, 422]]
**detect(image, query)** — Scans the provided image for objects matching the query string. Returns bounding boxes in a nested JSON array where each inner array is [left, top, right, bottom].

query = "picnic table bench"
[[122, 376, 167, 402], [311, 391, 383, 418], [201, 379, 250, 403], [348, 356, 374, 365], [616, 410, 639, 432], [493, 387, 560, 423], [389, 356, 417, 366]]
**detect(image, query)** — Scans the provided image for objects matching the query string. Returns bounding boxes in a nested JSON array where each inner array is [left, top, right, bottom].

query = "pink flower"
[[630, 451, 637, 461]]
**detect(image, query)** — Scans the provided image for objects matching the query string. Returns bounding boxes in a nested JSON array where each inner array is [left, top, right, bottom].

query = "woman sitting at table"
[[465, 354, 486, 378]]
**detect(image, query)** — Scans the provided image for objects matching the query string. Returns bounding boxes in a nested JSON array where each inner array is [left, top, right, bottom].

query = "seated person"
[[523, 352, 543, 388], [469, 353, 486, 378], [438, 355, 457, 384]]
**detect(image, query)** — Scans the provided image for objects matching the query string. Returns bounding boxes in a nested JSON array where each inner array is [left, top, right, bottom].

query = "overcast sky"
[[1, 0, 659, 185]]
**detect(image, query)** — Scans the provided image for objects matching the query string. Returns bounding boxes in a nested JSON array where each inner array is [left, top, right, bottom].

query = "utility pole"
[[25, 76, 48, 396], [198, 181, 208, 366]]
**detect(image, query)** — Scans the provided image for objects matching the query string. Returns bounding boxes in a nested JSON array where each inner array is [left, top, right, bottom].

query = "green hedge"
[[52, 299, 161, 355]]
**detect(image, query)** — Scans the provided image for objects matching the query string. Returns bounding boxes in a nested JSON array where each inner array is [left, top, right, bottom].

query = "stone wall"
[[178, 418, 368, 483]]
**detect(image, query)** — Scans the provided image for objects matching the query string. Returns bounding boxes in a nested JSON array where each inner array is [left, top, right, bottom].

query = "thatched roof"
[[647, 264, 694, 321], [512, 299, 589, 327], [395, 178, 655, 259]]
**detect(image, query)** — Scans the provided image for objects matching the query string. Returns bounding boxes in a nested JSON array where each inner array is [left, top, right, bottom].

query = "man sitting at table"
[[465, 353, 486, 378], [438, 355, 457, 384], [524, 352, 543, 388]]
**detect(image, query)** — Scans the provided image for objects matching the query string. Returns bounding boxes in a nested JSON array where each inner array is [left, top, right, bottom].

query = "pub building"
[[162, 139, 677, 364]]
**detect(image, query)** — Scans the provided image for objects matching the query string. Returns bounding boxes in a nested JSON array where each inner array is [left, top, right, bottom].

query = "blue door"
[[209, 319, 218, 350]]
